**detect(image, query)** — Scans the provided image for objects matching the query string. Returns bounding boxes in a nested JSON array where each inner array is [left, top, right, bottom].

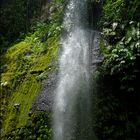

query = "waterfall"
[[53, 0, 96, 139]]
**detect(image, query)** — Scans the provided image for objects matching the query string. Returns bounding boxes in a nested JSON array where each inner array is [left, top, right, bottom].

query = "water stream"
[[53, 0, 98, 139]]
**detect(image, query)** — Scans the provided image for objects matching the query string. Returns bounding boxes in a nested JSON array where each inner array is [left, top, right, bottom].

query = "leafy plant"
[[2, 112, 52, 140], [94, 0, 140, 139]]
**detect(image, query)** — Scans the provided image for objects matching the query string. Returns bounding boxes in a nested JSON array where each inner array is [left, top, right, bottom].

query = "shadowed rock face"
[[88, 0, 103, 29], [31, 71, 58, 113], [89, 30, 103, 73]]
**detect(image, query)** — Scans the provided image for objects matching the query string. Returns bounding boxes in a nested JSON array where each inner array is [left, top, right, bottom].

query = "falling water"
[[53, 0, 96, 139]]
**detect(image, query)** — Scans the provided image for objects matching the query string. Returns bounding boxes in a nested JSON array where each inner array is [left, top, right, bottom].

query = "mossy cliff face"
[[2, 33, 60, 133], [0, 0, 65, 138]]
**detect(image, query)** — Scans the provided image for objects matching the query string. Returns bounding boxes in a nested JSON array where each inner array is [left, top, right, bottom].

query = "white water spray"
[[53, 0, 95, 140]]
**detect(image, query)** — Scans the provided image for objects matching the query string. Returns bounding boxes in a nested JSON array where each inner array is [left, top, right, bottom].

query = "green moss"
[[31, 36, 60, 71], [1, 25, 61, 134], [4, 74, 41, 132]]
